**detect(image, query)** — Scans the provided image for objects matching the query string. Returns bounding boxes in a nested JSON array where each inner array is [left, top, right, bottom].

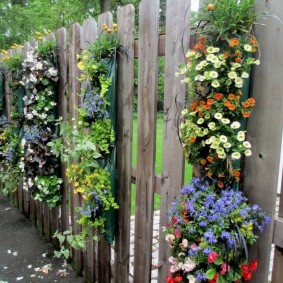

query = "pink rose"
[[207, 251, 218, 263], [220, 262, 231, 275]]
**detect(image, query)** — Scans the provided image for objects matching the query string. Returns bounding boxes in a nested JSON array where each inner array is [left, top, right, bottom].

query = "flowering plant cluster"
[[165, 177, 270, 283], [50, 25, 119, 243], [18, 40, 62, 207], [179, 35, 259, 187], [166, 1, 270, 282]]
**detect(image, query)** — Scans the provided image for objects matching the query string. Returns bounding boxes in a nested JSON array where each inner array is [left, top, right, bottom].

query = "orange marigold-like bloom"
[[195, 107, 200, 112], [235, 57, 242, 63], [235, 50, 242, 56], [236, 95, 240, 100], [214, 93, 223, 100], [207, 98, 214, 105], [199, 37, 206, 43], [233, 170, 241, 177], [189, 136, 196, 143], [243, 111, 250, 118], [248, 98, 256, 106], [224, 51, 230, 59], [242, 101, 250, 108], [229, 104, 236, 111], [199, 100, 205, 106], [207, 156, 213, 163], [217, 182, 224, 188], [199, 111, 204, 117], [250, 37, 258, 46], [228, 93, 235, 100], [229, 38, 240, 47], [207, 171, 213, 177], [207, 3, 215, 11], [204, 105, 211, 110], [200, 159, 207, 165], [224, 100, 231, 107]]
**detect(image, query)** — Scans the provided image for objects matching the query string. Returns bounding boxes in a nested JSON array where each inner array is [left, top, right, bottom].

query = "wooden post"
[[244, 0, 283, 282], [114, 4, 135, 283], [69, 22, 83, 274], [133, 0, 159, 282], [158, 0, 191, 281]]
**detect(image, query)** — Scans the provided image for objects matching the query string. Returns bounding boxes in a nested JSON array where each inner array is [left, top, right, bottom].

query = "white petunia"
[[208, 122, 216, 130], [221, 118, 230, 124], [216, 147, 224, 154], [235, 77, 243, 85], [196, 64, 203, 70], [223, 142, 232, 149], [228, 71, 237, 79], [206, 54, 214, 62], [214, 62, 221, 68], [231, 152, 241, 159], [244, 149, 252, 156], [254, 59, 260, 65], [218, 152, 227, 159], [220, 135, 228, 143], [210, 141, 220, 149], [241, 72, 249, 78], [197, 118, 204, 124], [231, 121, 241, 129], [243, 141, 252, 148], [214, 113, 222, 120], [209, 71, 218, 78], [244, 44, 252, 52], [211, 80, 220, 88]]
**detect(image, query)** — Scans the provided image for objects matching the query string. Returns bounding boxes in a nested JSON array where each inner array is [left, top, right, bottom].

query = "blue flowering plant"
[[165, 177, 270, 283]]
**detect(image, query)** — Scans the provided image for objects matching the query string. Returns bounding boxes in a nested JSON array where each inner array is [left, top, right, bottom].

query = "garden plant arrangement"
[[50, 23, 119, 251], [165, 1, 270, 283]]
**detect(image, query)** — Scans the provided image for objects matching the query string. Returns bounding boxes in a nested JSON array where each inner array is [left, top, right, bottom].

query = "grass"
[[131, 114, 192, 214]]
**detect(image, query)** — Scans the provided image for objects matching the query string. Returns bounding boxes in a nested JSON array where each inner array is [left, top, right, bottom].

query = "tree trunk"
[[99, 0, 110, 13]]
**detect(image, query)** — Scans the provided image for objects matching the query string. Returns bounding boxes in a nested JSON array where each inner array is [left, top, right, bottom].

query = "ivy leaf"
[[206, 269, 216, 280], [216, 275, 227, 283]]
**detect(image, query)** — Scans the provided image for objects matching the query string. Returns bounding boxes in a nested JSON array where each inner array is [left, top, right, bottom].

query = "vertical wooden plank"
[[69, 22, 83, 274], [43, 204, 51, 240], [158, 0, 191, 281], [133, 0, 159, 282], [244, 1, 283, 282], [81, 17, 98, 283], [56, 27, 69, 235], [114, 5, 135, 283], [36, 200, 44, 234], [96, 12, 113, 283]]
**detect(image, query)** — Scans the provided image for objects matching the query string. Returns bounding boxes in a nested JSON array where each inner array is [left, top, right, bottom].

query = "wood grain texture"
[[114, 5, 135, 283], [81, 17, 97, 50], [158, 1, 191, 281], [133, 0, 159, 282], [68, 22, 83, 274], [98, 12, 113, 35], [244, 1, 283, 282]]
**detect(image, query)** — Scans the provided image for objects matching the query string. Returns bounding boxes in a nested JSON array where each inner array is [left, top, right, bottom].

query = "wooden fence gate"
[[1, 0, 283, 282]]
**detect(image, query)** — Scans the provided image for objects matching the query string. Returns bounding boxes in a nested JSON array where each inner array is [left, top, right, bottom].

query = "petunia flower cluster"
[[165, 177, 270, 283]]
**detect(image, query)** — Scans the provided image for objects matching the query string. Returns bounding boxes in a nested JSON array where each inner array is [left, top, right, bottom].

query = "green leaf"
[[216, 275, 227, 283], [63, 249, 70, 260], [206, 269, 216, 280], [215, 255, 223, 265]]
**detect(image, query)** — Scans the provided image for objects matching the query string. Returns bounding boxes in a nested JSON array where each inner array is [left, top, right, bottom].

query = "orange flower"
[[195, 107, 200, 112], [252, 48, 257, 53], [224, 100, 231, 107], [198, 44, 205, 51], [242, 101, 250, 108], [199, 37, 206, 43], [199, 100, 205, 106], [233, 170, 241, 177], [200, 159, 207, 165], [207, 3, 215, 11], [228, 104, 236, 111], [190, 103, 196, 111], [204, 105, 211, 110], [248, 98, 256, 106], [189, 136, 196, 143], [235, 50, 242, 56], [228, 93, 235, 100], [235, 57, 242, 63], [229, 38, 240, 47], [250, 37, 258, 46], [207, 156, 213, 163], [217, 182, 224, 188], [198, 111, 204, 117], [235, 95, 240, 100], [214, 93, 223, 101], [224, 51, 230, 59], [218, 173, 226, 178], [243, 111, 250, 118], [207, 98, 214, 106], [207, 171, 213, 177]]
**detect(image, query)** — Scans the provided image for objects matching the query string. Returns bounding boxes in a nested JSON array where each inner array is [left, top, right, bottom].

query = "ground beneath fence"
[[0, 192, 83, 283]]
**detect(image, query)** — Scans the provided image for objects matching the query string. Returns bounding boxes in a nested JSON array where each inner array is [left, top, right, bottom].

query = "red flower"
[[207, 251, 218, 263], [166, 275, 175, 283], [243, 271, 252, 281], [175, 275, 183, 282], [172, 217, 178, 223], [214, 93, 223, 100], [174, 228, 182, 238], [249, 259, 258, 272]]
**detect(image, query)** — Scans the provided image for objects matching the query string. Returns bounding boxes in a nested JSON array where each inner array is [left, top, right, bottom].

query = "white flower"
[[245, 149, 252, 156], [26, 113, 33, 120], [186, 50, 195, 58], [208, 122, 216, 130], [241, 72, 249, 78], [165, 234, 175, 243], [243, 141, 252, 148], [181, 109, 187, 115], [254, 59, 260, 65], [196, 64, 203, 70], [206, 54, 214, 62], [187, 275, 197, 283], [200, 60, 208, 67], [237, 131, 245, 141], [204, 113, 210, 119], [35, 62, 43, 70], [228, 71, 237, 79], [218, 152, 227, 159], [216, 147, 224, 154], [48, 67, 58, 76], [211, 55, 219, 63], [197, 118, 204, 124], [244, 44, 252, 52], [232, 152, 241, 159], [195, 75, 205, 81], [207, 46, 215, 53], [214, 113, 222, 120], [210, 141, 220, 149], [179, 239, 189, 249], [169, 264, 180, 273], [231, 121, 241, 129], [214, 62, 221, 68], [223, 142, 232, 149], [213, 47, 220, 52], [209, 71, 218, 78], [232, 63, 241, 69], [235, 77, 243, 85], [235, 83, 243, 88], [211, 80, 220, 88], [221, 118, 230, 124], [220, 135, 228, 143], [182, 258, 196, 272], [169, 256, 177, 264]]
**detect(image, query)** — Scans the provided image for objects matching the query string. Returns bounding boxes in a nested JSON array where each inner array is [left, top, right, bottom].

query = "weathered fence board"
[[68, 22, 83, 273], [114, 4, 135, 283], [133, 0, 160, 282], [245, 0, 283, 282], [158, 0, 191, 281]]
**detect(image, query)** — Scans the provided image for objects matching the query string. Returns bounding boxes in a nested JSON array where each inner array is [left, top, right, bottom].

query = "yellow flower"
[[77, 61, 85, 70], [74, 182, 79, 187], [91, 64, 97, 70], [82, 194, 89, 201], [35, 31, 41, 36], [82, 55, 88, 60], [76, 54, 81, 59], [77, 187, 84, 193], [107, 28, 112, 33]]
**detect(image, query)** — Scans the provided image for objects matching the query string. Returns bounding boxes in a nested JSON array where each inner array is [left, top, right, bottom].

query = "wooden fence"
[[1, 0, 283, 282]]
